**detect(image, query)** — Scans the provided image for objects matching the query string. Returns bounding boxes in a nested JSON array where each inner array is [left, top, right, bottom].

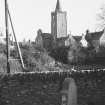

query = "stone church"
[[35, 0, 105, 52], [35, 0, 69, 51]]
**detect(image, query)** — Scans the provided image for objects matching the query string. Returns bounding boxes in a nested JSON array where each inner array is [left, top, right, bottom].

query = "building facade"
[[35, 0, 105, 52], [35, 29, 53, 51], [51, 0, 68, 48], [85, 30, 104, 51], [35, 0, 69, 51]]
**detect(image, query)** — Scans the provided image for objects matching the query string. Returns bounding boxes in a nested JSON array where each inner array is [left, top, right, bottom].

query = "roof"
[[56, 36, 68, 41], [41, 33, 52, 39], [85, 30, 104, 41], [72, 36, 82, 42], [55, 0, 62, 12]]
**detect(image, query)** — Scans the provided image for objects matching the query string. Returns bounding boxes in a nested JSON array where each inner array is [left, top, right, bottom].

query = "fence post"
[[61, 77, 77, 105]]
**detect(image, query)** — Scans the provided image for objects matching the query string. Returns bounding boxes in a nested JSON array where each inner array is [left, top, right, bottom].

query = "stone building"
[[35, 29, 53, 51], [35, 0, 105, 52], [72, 36, 82, 43], [35, 29, 43, 48], [85, 29, 104, 51], [51, 0, 68, 48], [100, 29, 105, 47], [35, 0, 69, 51]]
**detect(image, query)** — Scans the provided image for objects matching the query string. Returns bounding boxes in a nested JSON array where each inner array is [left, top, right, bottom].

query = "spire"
[[55, 0, 62, 12]]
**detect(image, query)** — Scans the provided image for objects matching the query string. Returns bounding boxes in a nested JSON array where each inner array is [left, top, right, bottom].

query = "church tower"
[[51, 0, 67, 48]]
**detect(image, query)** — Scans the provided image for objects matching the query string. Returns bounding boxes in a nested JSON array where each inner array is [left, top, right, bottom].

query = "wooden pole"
[[7, 6, 25, 69], [5, 0, 10, 73]]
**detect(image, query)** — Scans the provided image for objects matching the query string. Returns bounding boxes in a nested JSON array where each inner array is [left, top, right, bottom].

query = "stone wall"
[[0, 71, 105, 105]]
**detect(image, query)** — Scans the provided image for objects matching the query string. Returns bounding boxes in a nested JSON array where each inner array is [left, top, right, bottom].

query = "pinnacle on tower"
[[55, 0, 62, 11]]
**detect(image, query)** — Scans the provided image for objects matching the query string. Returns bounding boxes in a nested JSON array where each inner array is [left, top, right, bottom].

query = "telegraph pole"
[[5, 0, 10, 73], [7, 8, 25, 69]]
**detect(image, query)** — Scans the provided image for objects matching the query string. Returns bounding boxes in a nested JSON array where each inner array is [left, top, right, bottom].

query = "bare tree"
[[97, 4, 105, 30]]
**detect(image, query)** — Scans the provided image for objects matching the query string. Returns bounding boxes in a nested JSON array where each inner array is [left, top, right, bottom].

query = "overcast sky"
[[0, 0, 105, 41]]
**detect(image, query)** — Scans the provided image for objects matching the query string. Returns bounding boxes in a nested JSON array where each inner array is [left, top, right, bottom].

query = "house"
[[35, 29, 44, 48], [35, 29, 53, 51], [85, 29, 104, 51], [100, 29, 105, 46], [72, 36, 82, 43]]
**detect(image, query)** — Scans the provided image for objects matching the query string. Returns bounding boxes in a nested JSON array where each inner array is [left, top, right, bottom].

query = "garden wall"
[[0, 71, 105, 105]]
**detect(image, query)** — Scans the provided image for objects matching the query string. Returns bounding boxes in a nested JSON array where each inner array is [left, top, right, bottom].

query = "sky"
[[0, 0, 105, 41]]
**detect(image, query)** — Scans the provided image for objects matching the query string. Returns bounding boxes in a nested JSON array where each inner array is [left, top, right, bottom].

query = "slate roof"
[[55, 0, 61, 11], [85, 30, 104, 41], [41, 33, 52, 39], [72, 36, 82, 42], [56, 36, 68, 41]]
